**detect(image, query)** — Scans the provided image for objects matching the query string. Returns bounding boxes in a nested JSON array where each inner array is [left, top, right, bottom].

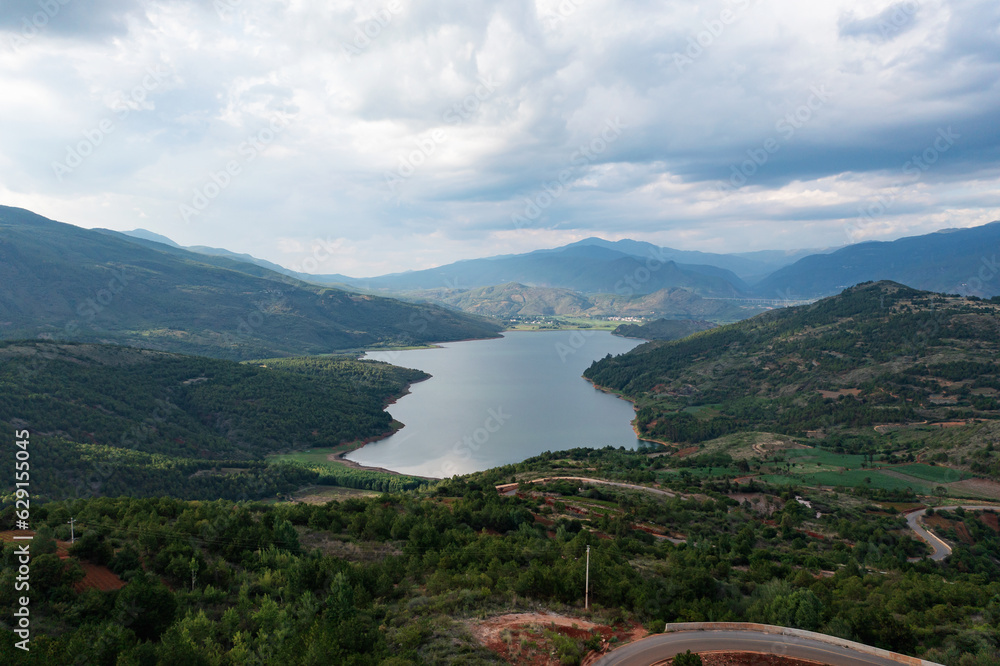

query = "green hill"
[[405, 283, 761, 323], [585, 281, 1000, 455], [0, 341, 429, 500], [0, 206, 501, 360], [612, 318, 716, 340], [420, 282, 595, 317]]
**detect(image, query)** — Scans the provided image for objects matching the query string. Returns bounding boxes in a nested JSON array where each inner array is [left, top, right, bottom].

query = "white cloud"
[[0, 0, 998, 274]]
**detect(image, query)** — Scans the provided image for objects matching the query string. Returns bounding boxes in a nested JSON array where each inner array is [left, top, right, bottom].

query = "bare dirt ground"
[[288, 485, 379, 503], [470, 612, 647, 666], [878, 468, 931, 484], [817, 389, 861, 399], [947, 478, 1000, 500], [751, 439, 811, 456], [293, 527, 401, 563]]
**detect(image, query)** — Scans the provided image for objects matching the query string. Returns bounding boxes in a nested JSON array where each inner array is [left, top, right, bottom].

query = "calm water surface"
[[346, 331, 644, 477]]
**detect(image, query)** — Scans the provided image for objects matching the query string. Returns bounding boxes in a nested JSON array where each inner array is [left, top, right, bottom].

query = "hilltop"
[[585, 282, 1000, 476], [0, 206, 501, 360], [0, 341, 429, 500]]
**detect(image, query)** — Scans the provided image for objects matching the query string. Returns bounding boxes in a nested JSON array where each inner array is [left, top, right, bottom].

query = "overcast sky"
[[1, 0, 998, 276]]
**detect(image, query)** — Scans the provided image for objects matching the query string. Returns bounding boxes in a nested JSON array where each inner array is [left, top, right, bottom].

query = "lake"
[[345, 330, 645, 477]]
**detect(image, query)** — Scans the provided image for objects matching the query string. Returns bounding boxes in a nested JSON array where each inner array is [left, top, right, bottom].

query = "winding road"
[[497, 479, 1000, 563], [905, 505, 999, 561], [592, 625, 940, 666]]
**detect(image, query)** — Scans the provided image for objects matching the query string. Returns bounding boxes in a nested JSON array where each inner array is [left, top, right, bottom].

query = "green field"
[[267, 445, 358, 467], [892, 463, 971, 483], [658, 467, 734, 479], [798, 469, 934, 494], [783, 448, 867, 469], [506, 316, 619, 331]]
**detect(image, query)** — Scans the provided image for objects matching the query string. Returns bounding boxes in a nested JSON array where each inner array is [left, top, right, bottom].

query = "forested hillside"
[[2, 449, 997, 664], [755, 222, 1000, 298], [585, 282, 1000, 457], [0, 206, 501, 360], [0, 342, 428, 500], [611, 319, 716, 341]]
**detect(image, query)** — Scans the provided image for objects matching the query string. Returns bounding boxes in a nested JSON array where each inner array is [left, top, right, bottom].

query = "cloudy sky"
[[1, 0, 998, 276]]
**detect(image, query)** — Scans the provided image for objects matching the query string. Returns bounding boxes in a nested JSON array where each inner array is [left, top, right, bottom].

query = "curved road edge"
[[592, 623, 944, 666], [905, 505, 999, 561]]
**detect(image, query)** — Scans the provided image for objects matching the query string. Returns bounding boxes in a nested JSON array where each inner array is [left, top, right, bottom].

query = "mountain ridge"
[[0, 206, 501, 360]]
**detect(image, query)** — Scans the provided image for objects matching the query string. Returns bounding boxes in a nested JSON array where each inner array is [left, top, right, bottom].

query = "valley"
[[3, 210, 1000, 666]]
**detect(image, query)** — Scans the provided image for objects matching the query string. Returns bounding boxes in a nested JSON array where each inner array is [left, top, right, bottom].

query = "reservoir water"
[[346, 330, 644, 477]]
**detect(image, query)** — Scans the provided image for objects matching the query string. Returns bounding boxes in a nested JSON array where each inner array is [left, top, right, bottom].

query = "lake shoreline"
[[350, 331, 646, 475], [583, 376, 674, 450]]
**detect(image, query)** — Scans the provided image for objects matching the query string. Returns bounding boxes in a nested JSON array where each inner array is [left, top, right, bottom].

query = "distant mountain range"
[[756, 222, 1000, 299], [406, 282, 761, 321], [337, 242, 754, 298], [0, 206, 501, 360], [9, 210, 997, 345]]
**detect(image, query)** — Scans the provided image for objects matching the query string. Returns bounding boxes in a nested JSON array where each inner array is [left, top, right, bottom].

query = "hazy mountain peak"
[[122, 228, 181, 247]]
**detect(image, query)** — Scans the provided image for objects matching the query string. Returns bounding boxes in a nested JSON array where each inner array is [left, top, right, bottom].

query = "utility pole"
[[585, 545, 590, 610], [68, 518, 75, 543]]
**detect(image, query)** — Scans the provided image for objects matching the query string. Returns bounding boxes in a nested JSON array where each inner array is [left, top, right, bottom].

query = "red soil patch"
[[0, 531, 125, 593], [75, 561, 125, 592], [954, 522, 974, 545], [923, 514, 951, 531], [818, 389, 861, 399], [471, 613, 646, 666], [979, 511, 1000, 532], [675, 447, 699, 458]]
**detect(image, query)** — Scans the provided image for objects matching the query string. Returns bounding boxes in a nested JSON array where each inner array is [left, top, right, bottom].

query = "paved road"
[[592, 630, 910, 666], [905, 505, 999, 561]]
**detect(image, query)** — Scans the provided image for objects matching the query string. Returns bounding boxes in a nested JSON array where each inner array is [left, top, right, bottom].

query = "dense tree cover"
[[585, 283, 1000, 453], [611, 319, 716, 341], [0, 343, 428, 500], [1, 452, 997, 665]]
